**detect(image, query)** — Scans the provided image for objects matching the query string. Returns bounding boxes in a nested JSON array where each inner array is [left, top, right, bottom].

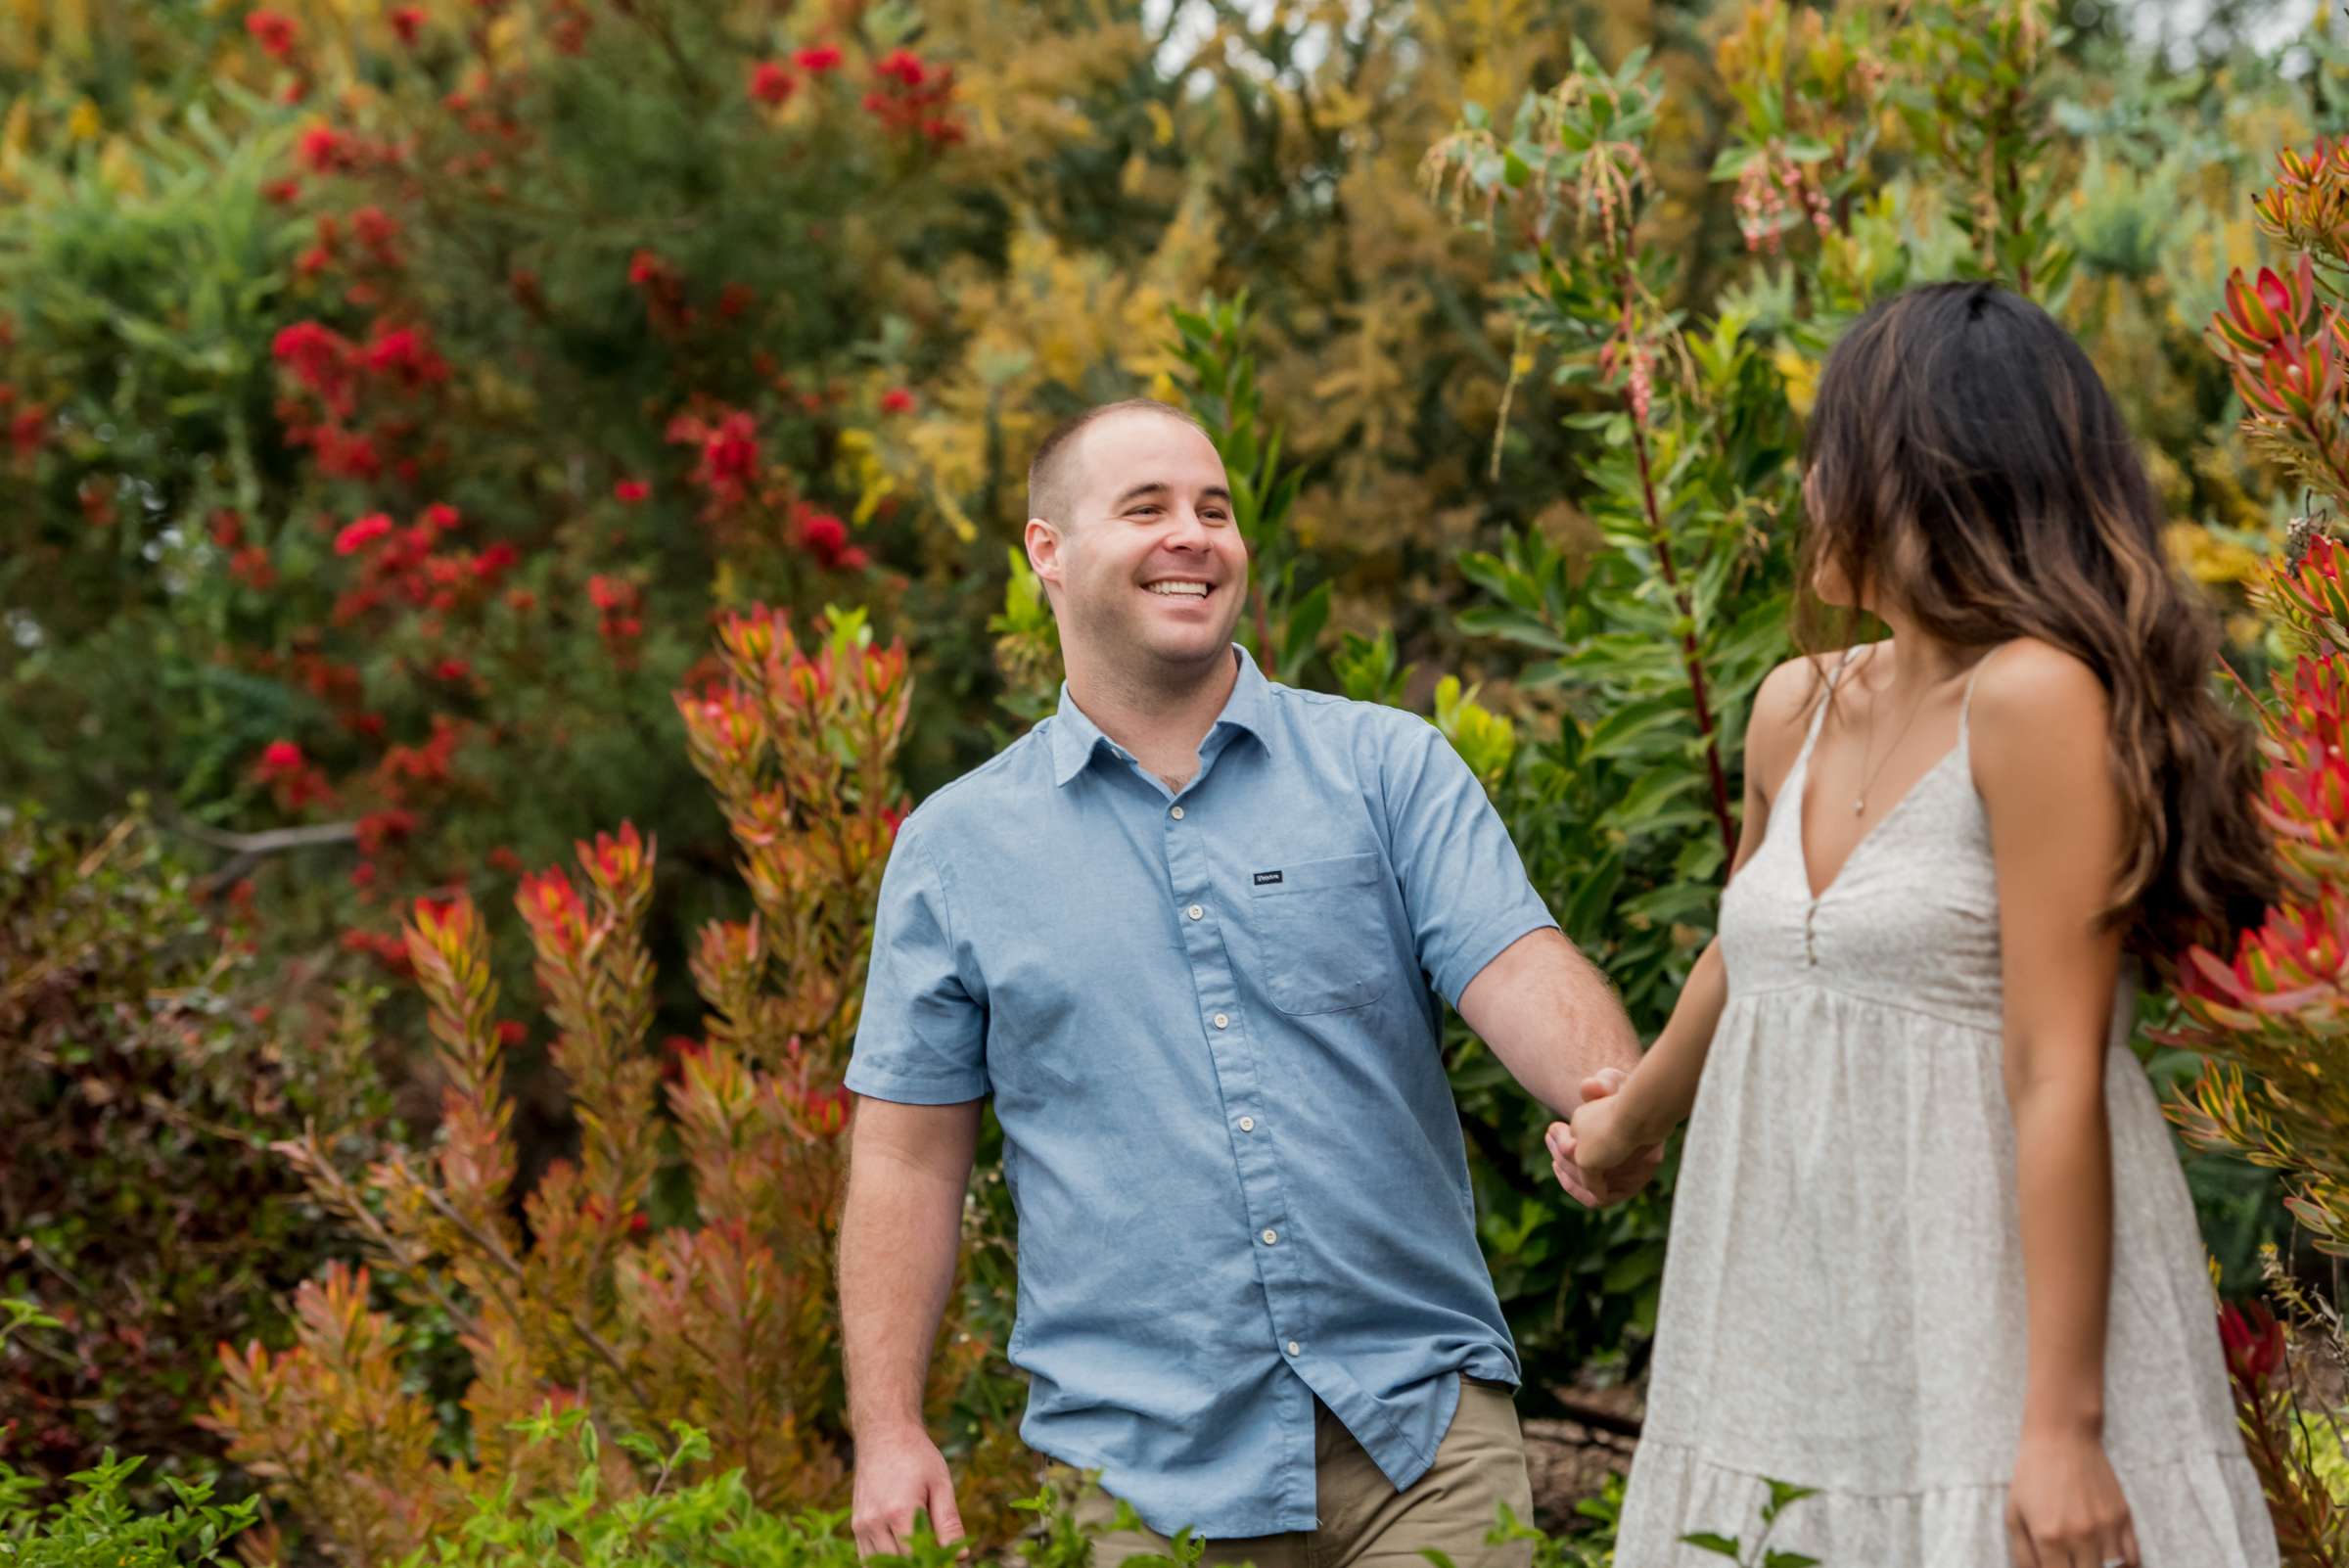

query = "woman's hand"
[[2006, 1427, 2138, 1568], [1552, 1075, 1640, 1176]]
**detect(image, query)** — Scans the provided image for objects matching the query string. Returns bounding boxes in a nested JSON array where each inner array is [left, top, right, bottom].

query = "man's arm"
[[1454, 927, 1639, 1119], [841, 1095, 983, 1558]]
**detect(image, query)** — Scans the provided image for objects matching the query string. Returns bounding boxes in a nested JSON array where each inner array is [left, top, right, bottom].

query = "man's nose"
[[1164, 506, 1215, 546]]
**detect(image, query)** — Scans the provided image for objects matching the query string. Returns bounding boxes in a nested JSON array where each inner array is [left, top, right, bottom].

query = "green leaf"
[[1680, 1532, 1743, 1558]]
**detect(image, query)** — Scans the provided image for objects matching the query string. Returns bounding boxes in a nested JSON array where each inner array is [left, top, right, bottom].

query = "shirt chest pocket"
[[1245, 851, 1391, 1015]]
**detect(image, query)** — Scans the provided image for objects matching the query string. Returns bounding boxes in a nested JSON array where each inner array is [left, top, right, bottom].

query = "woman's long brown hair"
[[1798, 280, 2274, 960]]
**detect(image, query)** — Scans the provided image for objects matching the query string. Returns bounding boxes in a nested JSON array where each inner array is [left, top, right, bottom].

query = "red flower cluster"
[[666, 406, 764, 515], [338, 926, 414, 975], [588, 574, 644, 664], [862, 49, 963, 145], [272, 319, 448, 484], [329, 504, 520, 626], [798, 510, 868, 572], [245, 8, 299, 59], [880, 386, 916, 414], [749, 61, 797, 106], [795, 44, 844, 72], [626, 249, 693, 334], [390, 6, 425, 45], [254, 738, 335, 810]]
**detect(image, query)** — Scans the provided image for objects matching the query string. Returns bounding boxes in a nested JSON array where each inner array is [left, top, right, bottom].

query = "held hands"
[[851, 1423, 970, 1561], [2007, 1427, 2139, 1568], [1544, 1068, 1665, 1208]]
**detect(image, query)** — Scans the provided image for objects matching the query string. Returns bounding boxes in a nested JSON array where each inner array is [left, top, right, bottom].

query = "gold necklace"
[[1850, 672, 1934, 815]]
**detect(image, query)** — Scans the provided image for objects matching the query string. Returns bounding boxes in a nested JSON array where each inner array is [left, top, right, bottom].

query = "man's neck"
[[1062, 645, 1240, 790]]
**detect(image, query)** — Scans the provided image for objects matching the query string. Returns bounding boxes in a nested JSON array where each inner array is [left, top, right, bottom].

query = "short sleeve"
[[1380, 716, 1558, 1007], [845, 823, 990, 1104]]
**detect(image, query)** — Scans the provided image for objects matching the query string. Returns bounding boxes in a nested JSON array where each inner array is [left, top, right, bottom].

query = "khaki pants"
[[1055, 1375, 1536, 1568]]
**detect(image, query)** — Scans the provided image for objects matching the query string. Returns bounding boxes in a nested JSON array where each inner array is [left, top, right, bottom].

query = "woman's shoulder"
[[1751, 647, 1857, 732], [1966, 637, 2108, 736], [1743, 648, 1859, 786]]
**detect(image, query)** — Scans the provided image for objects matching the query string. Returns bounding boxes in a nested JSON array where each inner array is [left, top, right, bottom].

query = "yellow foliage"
[[2164, 522, 2263, 587]]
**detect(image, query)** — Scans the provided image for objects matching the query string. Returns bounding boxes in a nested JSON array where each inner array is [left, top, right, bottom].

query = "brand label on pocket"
[[1252, 870, 1284, 886]]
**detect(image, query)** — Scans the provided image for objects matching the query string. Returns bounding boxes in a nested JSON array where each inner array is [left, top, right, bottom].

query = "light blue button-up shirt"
[[845, 644, 1557, 1539]]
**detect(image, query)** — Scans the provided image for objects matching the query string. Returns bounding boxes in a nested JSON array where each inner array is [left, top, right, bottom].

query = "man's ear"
[[1025, 517, 1064, 593]]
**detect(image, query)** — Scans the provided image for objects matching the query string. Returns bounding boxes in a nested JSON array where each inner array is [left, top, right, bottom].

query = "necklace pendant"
[[1852, 797, 1866, 815]]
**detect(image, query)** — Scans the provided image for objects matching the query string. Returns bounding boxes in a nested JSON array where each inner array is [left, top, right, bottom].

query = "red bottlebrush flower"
[[614, 478, 650, 503], [626, 250, 670, 287], [801, 511, 850, 566], [263, 176, 301, 205], [10, 405, 48, 459], [349, 860, 378, 891], [876, 48, 925, 85], [297, 124, 351, 173], [230, 545, 277, 589], [422, 501, 461, 532], [495, 1020, 527, 1047], [246, 8, 299, 59], [355, 807, 417, 853], [880, 386, 916, 414], [334, 512, 395, 555], [258, 739, 305, 775], [433, 657, 471, 682], [472, 539, 519, 579], [702, 412, 759, 483], [207, 509, 244, 548], [487, 845, 525, 874], [749, 61, 797, 105], [363, 324, 449, 387], [795, 43, 844, 71], [838, 545, 871, 571], [587, 574, 631, 613], [717, 281, 756, 319], [390, 5, 425, 44], [351, 205, 401, 258]]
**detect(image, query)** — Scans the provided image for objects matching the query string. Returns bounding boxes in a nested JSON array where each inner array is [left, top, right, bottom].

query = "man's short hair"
[[1026, 399, 1211, 530]]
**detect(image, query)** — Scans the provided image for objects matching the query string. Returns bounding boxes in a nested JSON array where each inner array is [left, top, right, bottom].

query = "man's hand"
[[852, 1423, 968, 1561], [1543, 1069, 1664, 1207]]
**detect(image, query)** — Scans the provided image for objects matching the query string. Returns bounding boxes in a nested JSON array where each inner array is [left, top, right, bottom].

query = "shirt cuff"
[[843, 1059, 990, 1104], [1437, 912, 1561, 1010]]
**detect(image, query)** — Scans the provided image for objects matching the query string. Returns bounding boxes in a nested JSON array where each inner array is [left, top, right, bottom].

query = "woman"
[[1560, 282, 2280, 1567]]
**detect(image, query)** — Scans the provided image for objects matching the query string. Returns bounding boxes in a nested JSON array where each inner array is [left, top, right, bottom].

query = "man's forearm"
[[839, 1129, 971, 1439], [1457, 927, 1640, 1119]]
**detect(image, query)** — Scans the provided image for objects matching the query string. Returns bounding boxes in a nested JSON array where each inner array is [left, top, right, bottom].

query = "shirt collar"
[[1049, 643, 1273, 788]]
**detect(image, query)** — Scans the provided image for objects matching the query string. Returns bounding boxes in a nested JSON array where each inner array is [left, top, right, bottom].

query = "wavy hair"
[[1797, 280, 2273, 958]]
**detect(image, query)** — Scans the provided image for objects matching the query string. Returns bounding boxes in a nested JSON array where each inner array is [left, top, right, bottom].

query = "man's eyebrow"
[[1110, 482, 1233, 508]]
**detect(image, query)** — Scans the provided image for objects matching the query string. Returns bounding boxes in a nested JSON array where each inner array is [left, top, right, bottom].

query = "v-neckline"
[[1793, 735, 1967, 905]]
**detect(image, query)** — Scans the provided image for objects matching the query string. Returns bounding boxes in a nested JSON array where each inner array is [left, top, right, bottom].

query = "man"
[[838, 399, 1656, 1568]]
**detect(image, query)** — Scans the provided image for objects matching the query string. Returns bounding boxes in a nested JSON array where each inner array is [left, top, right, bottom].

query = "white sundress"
[[1613, 649, 2279, 1566]]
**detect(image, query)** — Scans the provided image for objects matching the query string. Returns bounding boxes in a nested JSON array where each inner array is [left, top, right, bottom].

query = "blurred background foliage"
[[0, 0, 2342, 1554]]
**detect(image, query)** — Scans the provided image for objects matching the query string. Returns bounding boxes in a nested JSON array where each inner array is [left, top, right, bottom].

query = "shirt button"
[[1261, 1228, 1278, 1245], [1286, 1340, 1302, 1356], [1238, 1116, 1255, 1131], [1170, 806, 1184, 820], [1213, 1013, 1229, 1030], [1187, 903, 1204, 921]]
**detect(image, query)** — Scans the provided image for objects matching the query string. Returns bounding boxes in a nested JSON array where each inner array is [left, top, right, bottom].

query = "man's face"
[[1033, 411, 1250, 675]]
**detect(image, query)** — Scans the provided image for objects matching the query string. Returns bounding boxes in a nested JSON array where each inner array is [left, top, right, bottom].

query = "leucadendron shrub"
[[206, 607, 1034, 1565]]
